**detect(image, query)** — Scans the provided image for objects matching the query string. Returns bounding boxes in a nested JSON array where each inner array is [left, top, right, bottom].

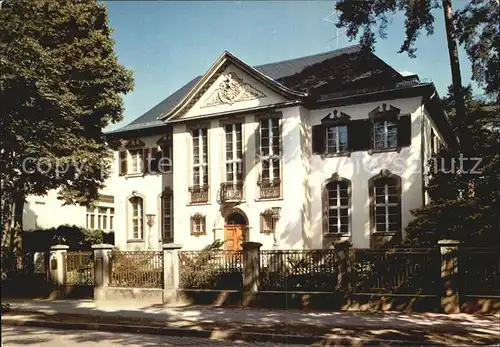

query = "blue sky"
[[104, 0, 478, 131]]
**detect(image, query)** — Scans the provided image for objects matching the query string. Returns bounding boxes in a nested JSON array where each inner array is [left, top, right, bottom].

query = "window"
[[326, 125, 348, 154], [224, 123, 243, 184], [129, 149, 144, 174], [312, 110, 352, 155], [129, 196, 144, 239], [260, 208, 281, 234], [161, 189, 173, 242], [258, 115, 281, 199], [326, 180, 350, 234], [221, 123, 244, 201], [86, 206, 114, 232], [190, 213, 206, 236], [189, 127, 209, 203], [373, 120, 398, 149], [192, 127, 208, 186], [370, 174, 401, 233]]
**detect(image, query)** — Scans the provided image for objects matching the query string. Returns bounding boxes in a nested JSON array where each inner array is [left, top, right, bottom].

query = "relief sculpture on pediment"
[[202, 72, 266, 107]]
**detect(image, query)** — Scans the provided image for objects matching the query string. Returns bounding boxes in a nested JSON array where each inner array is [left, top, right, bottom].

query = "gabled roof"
[[107, 45, 405, 134]]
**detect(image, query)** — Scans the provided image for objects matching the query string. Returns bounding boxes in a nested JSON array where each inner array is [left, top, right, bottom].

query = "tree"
[[405, 86, 500, 246], [454, 0, 500, 104], [0, 0, 133, 271], [333, 0, 499, 150]]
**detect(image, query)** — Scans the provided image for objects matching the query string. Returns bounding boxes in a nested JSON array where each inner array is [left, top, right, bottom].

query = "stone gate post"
[[49, 244, 69, 298], [242, 241, 262, 307], [162, 243, 183, 304], [439, 239, 460, 313], [92, 243, 114, 301]]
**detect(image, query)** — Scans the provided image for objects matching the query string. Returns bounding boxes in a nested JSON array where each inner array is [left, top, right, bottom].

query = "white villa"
[[23, 45, 456, 251]]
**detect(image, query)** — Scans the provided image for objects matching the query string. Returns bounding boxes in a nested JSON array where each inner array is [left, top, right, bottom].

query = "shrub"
[[22, 224, 115, 251]]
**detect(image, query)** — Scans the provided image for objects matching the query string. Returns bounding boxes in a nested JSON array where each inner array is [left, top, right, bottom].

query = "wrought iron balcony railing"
[[188, 185, 209, 203], [219, 182, 244, 203], [257, 178, 281, 199]]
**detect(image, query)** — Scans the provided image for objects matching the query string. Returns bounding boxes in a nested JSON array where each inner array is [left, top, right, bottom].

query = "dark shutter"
[[142, 148, 149, 173], [347, 119, 372, 152], [397, 115, 412, 147], [312, 125, 325, 154], [150, 147, 159, 172], [119, 151, 127, 176]]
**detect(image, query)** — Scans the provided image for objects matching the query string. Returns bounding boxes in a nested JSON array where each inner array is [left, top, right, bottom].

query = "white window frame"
[[373, 181, 400, 233], [326, 125, 348, 154], [224, 123, 243, 184], [161, 193, 173, 241], [326, 181, 349, 234], [192, 128, 208, 187], [86, 206, 114, 232], [259, 117, 280, 181], [374, 120, 398, 149], [130, 197, 144, 239], [128, 149, 143, 174]]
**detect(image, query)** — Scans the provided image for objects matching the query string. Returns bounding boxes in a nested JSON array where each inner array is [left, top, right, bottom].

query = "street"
[[1, 325, 305, 347]]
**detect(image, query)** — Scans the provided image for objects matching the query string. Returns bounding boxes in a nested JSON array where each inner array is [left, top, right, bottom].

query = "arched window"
[[323, 175, 351, 235], [369, 170, 402, 234], [161, 188, 174, 243], [129, 196, 144, 239]]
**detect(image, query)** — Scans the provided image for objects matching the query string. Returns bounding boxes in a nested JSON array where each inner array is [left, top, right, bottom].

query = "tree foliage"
[[334, 0, 499, 101], [405, 86, 500, 246], [0, 0, 133, 265]]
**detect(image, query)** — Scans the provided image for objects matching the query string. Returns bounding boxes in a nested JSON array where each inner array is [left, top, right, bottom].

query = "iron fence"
[[178, 250, 243, 290], [460, 247, 500, 296], [109, 251, 163, 288], [65, 251, 94, 285], [259, 250, 341, 292], [349, 248, 440, 296]]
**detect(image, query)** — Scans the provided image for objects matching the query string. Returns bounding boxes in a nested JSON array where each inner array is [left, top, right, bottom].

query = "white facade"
[[23, 50, 451, 251]]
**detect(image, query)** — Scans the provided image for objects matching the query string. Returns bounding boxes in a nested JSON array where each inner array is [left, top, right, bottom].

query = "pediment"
[[201, 71, 266, 108], [179, 65, 289, 120], [369, 103, 401, 118], [321, 109, 351, 124], [162, 51, 306, 122]]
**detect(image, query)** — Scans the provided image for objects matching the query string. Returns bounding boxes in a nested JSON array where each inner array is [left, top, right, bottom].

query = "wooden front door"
[[224, 225, 245, 251]]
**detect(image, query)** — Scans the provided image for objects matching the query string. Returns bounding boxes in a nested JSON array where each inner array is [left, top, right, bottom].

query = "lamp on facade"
[[146, 213, 155, 250]]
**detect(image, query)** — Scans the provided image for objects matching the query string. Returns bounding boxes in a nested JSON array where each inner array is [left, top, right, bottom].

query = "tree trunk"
[[1, 192, 25, 275], [442, 0, 468, 152]]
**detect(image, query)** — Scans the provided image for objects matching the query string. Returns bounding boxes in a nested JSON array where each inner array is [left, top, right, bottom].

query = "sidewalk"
[[3, 299, 500, 345]]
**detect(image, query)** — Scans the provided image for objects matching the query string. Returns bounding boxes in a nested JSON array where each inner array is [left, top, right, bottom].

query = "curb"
[[1, 316, 441, 346]]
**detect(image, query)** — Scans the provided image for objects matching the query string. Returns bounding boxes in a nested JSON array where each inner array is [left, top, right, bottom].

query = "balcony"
[[257, 179, 281, 199], [188, 185, 209, 204], [218, 182, 244, 203]]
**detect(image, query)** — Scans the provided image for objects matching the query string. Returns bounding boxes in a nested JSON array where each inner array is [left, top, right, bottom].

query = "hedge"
[[22, 224, 115, 252]]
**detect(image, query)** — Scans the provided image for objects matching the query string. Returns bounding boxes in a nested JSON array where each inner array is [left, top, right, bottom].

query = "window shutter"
[[142, 148, 149, 173], [311, 125, 325, 154], [347, 119, 371, 152], [150, 147, 159, 172], [397, 115, 412, 147], [119, 151, 127, 176]]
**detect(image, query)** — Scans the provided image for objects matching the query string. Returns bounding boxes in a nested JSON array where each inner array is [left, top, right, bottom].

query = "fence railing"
[[178, 250, 243, 290], [349, 248, 440, 296], [259, 250, 341, 292], [109, 251, 163, 288], [65, 251, 94, 285], [460, 247, 500, 296]]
